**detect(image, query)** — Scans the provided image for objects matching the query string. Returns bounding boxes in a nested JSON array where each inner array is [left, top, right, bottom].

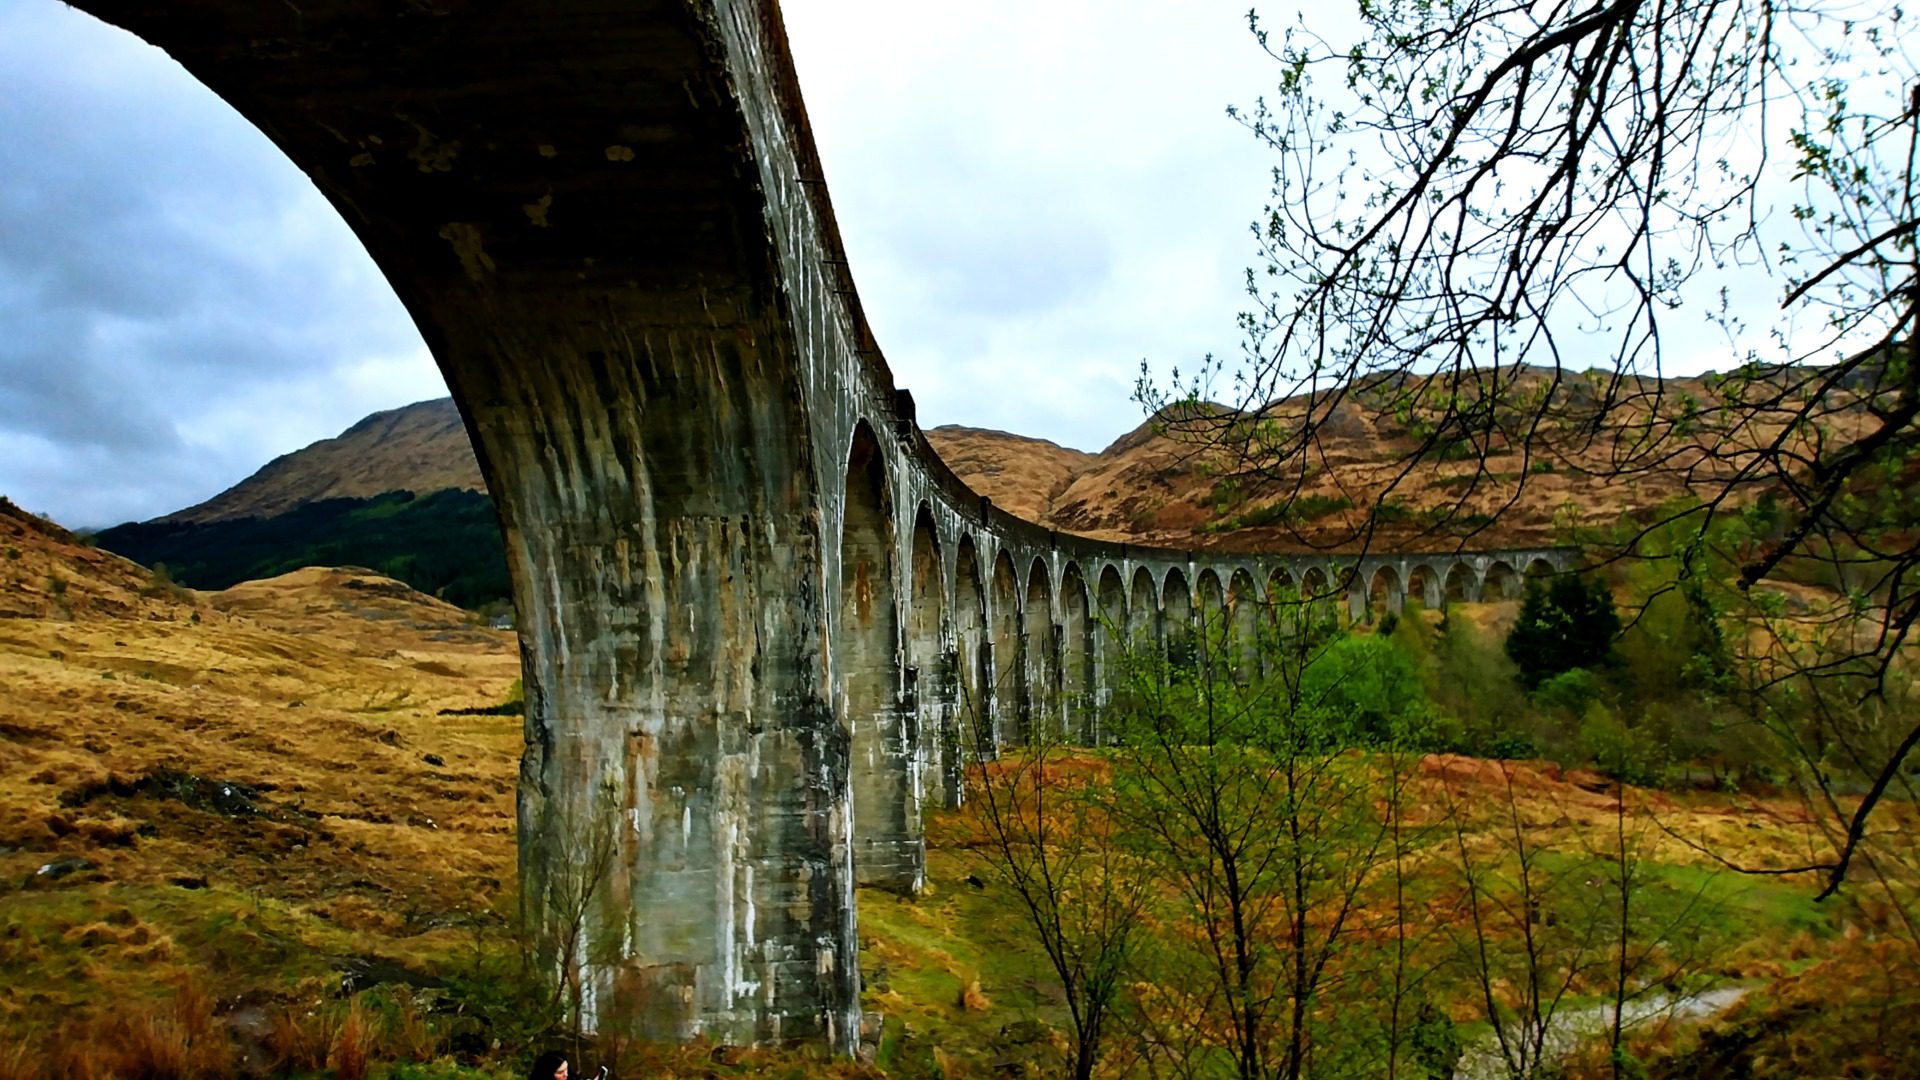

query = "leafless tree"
[[1143, 0, 1919, 896], [961, 677, 1152, 1080]]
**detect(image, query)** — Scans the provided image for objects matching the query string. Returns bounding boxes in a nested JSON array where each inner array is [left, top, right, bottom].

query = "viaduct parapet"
[[70, 0, 1575, 1051]]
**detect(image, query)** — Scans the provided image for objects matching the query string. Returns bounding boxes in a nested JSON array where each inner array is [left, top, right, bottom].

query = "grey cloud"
[[1, 0, 1291, 524], [0, 2, 430, 526]]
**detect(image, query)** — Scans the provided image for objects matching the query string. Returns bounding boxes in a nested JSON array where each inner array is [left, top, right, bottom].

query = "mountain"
[[88, 397, 501, 606], [95, 488, 510, 611], [164, 398, 483, 524], [93, 366, 1828, 609]]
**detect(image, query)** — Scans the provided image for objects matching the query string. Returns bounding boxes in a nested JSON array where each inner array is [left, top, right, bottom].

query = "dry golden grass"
[[0, 502, 522, 1054]]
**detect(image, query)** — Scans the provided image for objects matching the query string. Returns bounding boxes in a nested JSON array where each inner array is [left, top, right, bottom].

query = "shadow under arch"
[[1059, 562, 1091, 742], [1024, 557, 1058, 742], [990, 549, 1023, 747], [1444, 562, 1479, 603], [1363, 564, 1403, 623], [840, 422, 916, 894], [907, 503, 956, 810], [953, 534, 988, 757], [1405, 563, 1442, 610], [1484, 560, 1521, 600], [1162, 566, 1194, 664], [1127, 566, 1160, 650]]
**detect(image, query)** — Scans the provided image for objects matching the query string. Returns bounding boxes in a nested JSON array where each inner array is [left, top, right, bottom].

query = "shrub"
[[1532, 667, 1603, 716], [1301, 635, 1433, 746], [1505, 572, 1620, 688]]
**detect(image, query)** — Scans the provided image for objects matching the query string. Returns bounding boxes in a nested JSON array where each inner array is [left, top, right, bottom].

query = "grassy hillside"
[[93, 489, 511, 612], [4, 498, 1912, 1077]]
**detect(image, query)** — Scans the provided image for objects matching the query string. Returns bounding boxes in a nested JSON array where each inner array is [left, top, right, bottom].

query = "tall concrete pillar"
[[69, 0, 869, 1050], [1092, 566, 1128, 742], [937, 644, 964, 809]]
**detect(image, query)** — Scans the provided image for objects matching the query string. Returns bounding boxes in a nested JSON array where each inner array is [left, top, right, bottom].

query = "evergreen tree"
[[1504, 574, 1620, 689]]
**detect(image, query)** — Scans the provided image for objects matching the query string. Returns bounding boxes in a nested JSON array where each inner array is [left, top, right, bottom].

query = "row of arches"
[[832, 421, 1564, 894]]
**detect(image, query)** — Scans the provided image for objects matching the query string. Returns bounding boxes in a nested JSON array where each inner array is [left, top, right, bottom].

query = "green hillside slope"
[[95, 488, 511, 611]]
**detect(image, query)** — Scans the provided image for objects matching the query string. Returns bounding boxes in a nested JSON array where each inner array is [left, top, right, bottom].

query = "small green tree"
[[1105, 603, 1419, 1079], [1505, 575, 1621, 689]]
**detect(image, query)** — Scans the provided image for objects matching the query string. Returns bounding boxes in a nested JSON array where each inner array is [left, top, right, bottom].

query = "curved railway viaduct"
[[70, 0, 1575, 1052]]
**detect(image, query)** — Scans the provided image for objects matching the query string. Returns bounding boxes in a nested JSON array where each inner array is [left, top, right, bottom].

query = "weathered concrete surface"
[[69, 0, 1579, 1052]]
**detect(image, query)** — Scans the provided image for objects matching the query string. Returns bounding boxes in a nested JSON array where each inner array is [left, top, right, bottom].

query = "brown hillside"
[[147, 364, 1852, 554], [963, 366, 1866, 552], [165, 398, 483, 523], [0, 496, 521, 1042], [922, 425, 1098, 523]]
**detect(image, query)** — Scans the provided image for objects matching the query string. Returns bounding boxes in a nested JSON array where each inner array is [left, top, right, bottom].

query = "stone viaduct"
[[70, 0, 1574, 1052]]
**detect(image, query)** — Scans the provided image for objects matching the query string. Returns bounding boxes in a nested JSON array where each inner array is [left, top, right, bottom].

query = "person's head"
[[529, 1051, 568, 1080]]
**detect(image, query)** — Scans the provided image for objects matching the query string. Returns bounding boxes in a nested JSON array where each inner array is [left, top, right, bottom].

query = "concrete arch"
[[1525, 556, 1557, 580], [1024, 558, 1058, 741], [990, 550, 1023, 748], [1128, 566, 1160, 650], [1301, 564, 1336, 628], [1484, 560, 1521, 600], [907, 505, 955, 811], [840, 423, 916, 893], [1195, 568, 1226, 637], [1360, 563, 1403, 623], [1227, 567, 1261, 677], [954, 535, 988, 756], [1097, 565, 1128, 639], [1094, 565, 1127, 737], [1059, 563, 1091, 742], [1405, 563, 1443, 609], [1163, 567, 1194, 663], [1266, 566, 1297, 625], [1444, 562, 1479, 603]]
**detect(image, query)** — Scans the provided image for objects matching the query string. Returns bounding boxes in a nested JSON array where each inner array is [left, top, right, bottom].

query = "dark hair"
[[528, 1051, 568, 1080]]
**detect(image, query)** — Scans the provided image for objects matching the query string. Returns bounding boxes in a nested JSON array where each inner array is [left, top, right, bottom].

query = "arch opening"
[[1195, 568, 1226, 641], [1484, 560, 1520, 601], [1024, 558, 1058, 742], [1364, 564, 1403, 624], [1162, 567, 1194, 666], [1228, 568, 1261, 679], [1059, 564, 1091, 742], [908, 506, 955, 811], [839, 423, 916, 894], [1301, 565, 1338, 632], [954, 536, 988, 758], [1444, 562, 1478, 604], [1127, 566, 1160, 652], [1405, 563, 1442, 610], [990, 550, 1023, 749]]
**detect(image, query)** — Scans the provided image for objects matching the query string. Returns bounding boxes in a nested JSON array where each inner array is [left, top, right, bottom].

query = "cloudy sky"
[[0, 1, 1291, 528]]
